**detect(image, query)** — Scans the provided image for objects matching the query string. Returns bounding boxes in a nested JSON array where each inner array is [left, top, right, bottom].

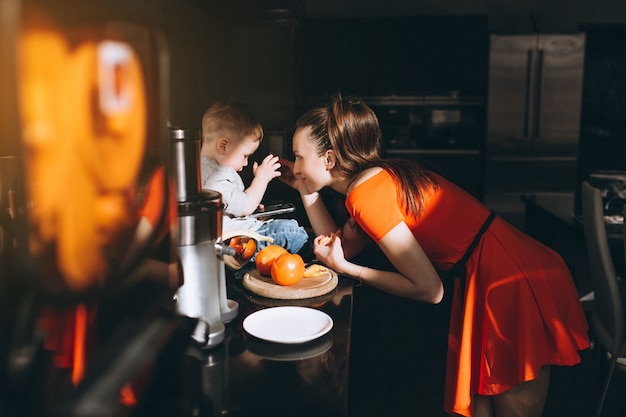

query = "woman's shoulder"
[[349, 167, 386, 192]]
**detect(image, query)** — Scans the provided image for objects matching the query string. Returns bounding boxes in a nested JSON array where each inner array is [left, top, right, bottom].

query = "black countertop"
[[0, 273, 354, 417], [178, 275, 355, 417]]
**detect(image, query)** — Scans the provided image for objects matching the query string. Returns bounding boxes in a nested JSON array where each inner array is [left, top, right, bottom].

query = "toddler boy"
[[200, 101, 310, 266]]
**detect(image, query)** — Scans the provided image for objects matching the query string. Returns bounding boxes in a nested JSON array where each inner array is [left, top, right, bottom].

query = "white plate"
[[243, 306, 333, 344]]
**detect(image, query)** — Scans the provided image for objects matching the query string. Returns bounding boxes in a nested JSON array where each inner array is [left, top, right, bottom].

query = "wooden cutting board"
[[242, 268, 338, 300]]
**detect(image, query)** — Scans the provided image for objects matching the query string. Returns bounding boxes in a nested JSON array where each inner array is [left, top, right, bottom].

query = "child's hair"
[[201, 101, 263, 146]]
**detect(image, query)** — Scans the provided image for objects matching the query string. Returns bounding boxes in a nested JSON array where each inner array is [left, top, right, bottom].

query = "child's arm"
[[242, 153, 281, 215]]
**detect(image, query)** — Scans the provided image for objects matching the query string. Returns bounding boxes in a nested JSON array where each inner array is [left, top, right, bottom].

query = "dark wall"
[[163, 3, 300, 132], [578, 24, 626, 152], [575, 24, 626, 214], [299, 16, 489, 97], [162, 8, 491, 134], [162, 1, 222, 129]]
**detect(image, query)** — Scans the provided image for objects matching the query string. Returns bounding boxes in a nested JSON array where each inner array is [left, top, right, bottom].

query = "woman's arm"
[[278, 157, 370, 260], [337, 218, 370, 260], [299, 191, 339, 236], [314, 222, 443, 304]]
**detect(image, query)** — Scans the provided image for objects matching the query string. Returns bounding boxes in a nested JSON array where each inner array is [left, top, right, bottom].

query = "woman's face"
[[292, 127, 332, 193]]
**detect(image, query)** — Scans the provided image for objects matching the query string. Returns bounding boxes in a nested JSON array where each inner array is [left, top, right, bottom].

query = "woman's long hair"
[[296, 94, 438, 216]]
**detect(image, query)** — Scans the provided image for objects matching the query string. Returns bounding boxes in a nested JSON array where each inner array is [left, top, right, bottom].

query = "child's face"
[[222, 135, 260, 172]]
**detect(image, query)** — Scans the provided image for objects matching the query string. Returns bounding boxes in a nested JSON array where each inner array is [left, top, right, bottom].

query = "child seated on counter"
[[200, 101, 311, 271]]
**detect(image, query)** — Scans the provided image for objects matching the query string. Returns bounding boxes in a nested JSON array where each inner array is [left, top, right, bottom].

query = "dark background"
[[161, 1, 626, 212], [299, 16, 489, 97], [3, 2, 626, 416]]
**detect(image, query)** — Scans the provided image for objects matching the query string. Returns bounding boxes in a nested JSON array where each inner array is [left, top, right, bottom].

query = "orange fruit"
[[228, 236, 243, 255], [241, 239, 256, 260], [303, 264, 329, 278], [255, 245, 288, 276], [271, 253, 305, 286]]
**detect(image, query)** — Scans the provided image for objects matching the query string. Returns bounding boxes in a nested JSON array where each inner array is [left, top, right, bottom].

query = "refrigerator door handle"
[[523, 49, 533, 139], [532, 49, 544, 144]]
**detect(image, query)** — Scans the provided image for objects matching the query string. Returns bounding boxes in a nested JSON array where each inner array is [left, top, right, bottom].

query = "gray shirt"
[[200, 155, 263, 233]]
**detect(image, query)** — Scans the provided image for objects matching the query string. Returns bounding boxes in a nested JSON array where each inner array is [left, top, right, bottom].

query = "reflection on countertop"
[[175, 275, 354, 417]]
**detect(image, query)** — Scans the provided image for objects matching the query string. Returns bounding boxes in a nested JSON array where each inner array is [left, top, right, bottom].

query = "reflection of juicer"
[[19, 21, 147, 291], [9, 6, 202, 413], [171, 128, 238, 348]]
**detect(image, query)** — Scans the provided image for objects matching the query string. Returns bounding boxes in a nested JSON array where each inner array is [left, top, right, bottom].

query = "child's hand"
[[252, 154, 281, 185]]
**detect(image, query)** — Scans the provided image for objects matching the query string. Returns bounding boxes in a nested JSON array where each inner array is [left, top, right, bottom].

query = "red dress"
[[345, 169, 590, 417]]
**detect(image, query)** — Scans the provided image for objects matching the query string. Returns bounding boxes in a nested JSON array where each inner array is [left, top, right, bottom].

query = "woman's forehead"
[[293, 127, 312, 145]]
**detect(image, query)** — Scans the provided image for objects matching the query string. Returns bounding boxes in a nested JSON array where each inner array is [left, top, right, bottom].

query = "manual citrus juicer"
[[170, 127, 241, 348]]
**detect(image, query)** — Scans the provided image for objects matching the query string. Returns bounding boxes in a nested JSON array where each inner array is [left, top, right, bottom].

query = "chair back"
[[581, 181, 625, 356]]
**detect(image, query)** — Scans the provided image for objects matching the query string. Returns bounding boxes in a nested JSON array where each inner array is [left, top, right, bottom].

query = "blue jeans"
[[254, 219, 310, 258], [232, 219, 312, 280]]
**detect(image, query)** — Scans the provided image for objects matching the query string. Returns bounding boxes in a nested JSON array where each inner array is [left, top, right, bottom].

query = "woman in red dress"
[[279, 94, 590, 417]]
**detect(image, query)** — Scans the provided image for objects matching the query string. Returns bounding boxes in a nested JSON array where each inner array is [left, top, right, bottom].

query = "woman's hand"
[[313, 232, 347, 273], [277, 158, 298, 188], [277, 157, 309, 196], [278, 159, 339, 240]]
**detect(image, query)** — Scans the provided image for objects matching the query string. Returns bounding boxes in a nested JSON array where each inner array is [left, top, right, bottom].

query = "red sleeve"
[[345, 170, 404, 243], [140, 166, 177, 240]]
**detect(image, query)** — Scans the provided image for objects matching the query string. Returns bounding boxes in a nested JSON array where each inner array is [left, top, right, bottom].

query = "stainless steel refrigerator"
[[484, 33, 586, 225]]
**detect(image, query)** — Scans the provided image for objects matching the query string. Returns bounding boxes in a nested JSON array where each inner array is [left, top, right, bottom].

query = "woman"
[[279, 94, 590, 417]]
